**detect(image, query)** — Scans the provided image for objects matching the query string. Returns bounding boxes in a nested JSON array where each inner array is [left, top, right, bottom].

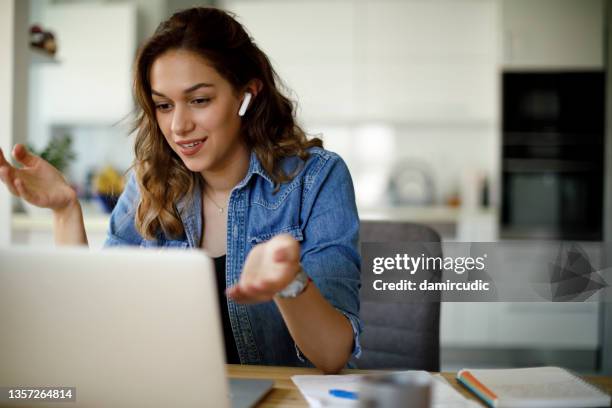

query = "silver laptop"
[[0, 246, 272, 408]]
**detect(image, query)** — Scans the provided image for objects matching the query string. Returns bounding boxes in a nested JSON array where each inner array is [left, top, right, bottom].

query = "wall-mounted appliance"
[[502, 72, 605, 240]]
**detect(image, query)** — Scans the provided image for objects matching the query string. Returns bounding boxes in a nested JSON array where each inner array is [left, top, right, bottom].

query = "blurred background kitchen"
[[0, 0, 610, 374]]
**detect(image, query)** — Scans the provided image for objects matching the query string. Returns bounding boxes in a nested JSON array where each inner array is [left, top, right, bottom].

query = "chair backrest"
[[355, 221, 441, 371]]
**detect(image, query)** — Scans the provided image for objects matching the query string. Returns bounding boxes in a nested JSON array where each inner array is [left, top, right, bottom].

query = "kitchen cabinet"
[[441, 242, 602, 350], [502, 0, 605, 69], [442, 300, 599, 349], [355, 0, 498, 123], [223, 0, 498, 124]]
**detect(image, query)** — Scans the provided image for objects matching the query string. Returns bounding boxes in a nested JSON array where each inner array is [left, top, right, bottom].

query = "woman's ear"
[[244, 79, 263, 99]]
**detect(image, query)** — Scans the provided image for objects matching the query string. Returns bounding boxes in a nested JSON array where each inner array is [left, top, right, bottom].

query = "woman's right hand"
[[0, 144, 77, 212]]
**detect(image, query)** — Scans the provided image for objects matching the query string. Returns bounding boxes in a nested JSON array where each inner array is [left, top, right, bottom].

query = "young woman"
[[0, 7, 361, 373]]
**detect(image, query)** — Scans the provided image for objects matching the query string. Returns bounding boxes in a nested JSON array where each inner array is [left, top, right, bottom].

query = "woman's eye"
[[155, 103, 172, 112], [191, 97, 211, 105]]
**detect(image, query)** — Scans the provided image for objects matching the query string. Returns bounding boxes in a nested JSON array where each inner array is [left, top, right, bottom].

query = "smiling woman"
[[0, 7, 361, 373]]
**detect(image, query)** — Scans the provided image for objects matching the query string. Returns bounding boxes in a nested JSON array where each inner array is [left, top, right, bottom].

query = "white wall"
[[0, 0, 15, 246], [36, 3, 136, 126], [27, 2, 138, 191]]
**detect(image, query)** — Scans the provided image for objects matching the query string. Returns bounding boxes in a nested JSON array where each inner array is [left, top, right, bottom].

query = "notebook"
[[292, 371, 481, 407], [456, 366, 611, 408]]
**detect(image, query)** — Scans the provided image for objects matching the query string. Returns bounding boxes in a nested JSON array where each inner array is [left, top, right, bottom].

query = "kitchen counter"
[[359, 206, 497, 241], [12, 200, 110, 233], [12, 213, 110, 233], [360, 205, 461, 223], [12, 205, 497, 241]]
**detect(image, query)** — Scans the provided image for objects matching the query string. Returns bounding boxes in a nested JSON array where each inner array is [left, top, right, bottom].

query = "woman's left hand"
[[227, 233, 301, 304]]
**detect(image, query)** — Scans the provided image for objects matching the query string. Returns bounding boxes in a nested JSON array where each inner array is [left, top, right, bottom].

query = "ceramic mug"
[[358, 371, 431, 408]]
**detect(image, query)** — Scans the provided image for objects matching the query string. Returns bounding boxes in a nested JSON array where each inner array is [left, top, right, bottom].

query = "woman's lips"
[[176, 138, 206, 156]]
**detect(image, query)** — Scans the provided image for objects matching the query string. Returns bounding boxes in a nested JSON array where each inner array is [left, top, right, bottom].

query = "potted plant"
[[27, 134, 76, 173]]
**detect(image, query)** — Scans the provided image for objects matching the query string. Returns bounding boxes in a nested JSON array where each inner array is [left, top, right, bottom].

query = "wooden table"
[[227, 364, 612, 407]]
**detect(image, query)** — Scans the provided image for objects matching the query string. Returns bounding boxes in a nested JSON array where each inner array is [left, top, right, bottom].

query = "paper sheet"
[[291, 371, 480, 408]]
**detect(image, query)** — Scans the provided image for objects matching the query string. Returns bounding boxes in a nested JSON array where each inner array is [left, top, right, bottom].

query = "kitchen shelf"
[[29, 47, 59, 64]]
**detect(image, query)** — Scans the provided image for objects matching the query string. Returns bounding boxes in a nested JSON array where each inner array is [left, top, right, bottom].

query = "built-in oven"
[[501, 72, 605, 240]]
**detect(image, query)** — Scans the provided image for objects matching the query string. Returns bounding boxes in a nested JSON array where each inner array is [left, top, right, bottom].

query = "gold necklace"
[[203, 188, 227, 214]]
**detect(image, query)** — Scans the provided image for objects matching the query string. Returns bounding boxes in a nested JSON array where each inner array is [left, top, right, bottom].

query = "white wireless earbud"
[[238, 92, 252, 117]]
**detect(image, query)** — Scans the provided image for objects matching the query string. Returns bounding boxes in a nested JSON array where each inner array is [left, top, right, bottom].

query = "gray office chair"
[[354, 221, 441, 371]]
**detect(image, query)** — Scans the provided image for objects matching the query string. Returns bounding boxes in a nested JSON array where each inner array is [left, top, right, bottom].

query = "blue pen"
[[329, 389, 358, 400]]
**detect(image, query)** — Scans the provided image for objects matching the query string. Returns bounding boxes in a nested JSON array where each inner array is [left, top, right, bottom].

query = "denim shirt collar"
[[175, 150, 274, 248], [235, 150, 275, 190]]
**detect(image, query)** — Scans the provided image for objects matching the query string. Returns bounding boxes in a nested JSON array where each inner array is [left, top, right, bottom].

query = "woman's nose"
[[171, 105, 195, 136]]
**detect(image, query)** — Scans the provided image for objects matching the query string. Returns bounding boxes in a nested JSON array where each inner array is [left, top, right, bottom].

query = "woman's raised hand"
[[227, 234, 301, 304], [0, 144, 77, 212]]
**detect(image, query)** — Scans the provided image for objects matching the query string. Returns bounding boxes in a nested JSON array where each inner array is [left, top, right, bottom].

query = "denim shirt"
[[104, 147, 362, 367]]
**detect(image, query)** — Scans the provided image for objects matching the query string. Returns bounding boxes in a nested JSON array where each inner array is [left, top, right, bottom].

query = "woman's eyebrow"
[[151, 82, 214, 97]]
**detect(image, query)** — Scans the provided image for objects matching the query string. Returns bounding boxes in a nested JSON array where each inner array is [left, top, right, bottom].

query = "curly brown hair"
[[131, 7, 322, 240]]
